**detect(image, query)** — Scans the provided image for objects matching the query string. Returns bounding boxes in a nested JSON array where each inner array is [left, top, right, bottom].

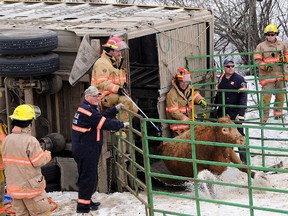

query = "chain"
[[107, 151, 113, 194]]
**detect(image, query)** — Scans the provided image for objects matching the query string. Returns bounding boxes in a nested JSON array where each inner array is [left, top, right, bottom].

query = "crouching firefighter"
[[2, 104, 52, 216], [166, 68, 207, 137], [71, 86, 129, 214]]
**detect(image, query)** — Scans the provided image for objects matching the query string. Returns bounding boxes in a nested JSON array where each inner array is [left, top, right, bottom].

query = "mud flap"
[[55, 157, 79, 191], [69, 34, 100, 86]]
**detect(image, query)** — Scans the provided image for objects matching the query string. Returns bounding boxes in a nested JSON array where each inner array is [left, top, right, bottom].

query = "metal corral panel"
[[0, 1, 213, 38]]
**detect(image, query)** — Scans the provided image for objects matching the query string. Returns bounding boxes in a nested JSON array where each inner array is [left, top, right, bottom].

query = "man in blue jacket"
[[214, 57, 248, 164], [72, 86, 129, 214]]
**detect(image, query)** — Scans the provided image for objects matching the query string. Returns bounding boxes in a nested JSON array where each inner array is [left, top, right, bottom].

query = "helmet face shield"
[[30, 105, 41, 119], [114, 41, 128, 51], [175, 68, 191, 82], [102, 36, 129, 51], [181, 74, 191, 82]]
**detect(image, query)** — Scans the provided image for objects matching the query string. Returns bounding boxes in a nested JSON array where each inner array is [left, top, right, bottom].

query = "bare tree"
[[137, 0, 287, 64]]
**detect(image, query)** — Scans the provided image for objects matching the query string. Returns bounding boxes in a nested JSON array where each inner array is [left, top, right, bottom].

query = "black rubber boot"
[[239, 149, 247, 164], [77, 203, 99, 213], [90, 200, 101, 210]]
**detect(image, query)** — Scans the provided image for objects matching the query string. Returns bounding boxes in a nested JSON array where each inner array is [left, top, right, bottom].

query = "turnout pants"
[[12, 192, 50, 216], [262, 80, 285, 118]]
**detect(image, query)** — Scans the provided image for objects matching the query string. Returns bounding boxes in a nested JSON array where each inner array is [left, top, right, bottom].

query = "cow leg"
[[230, 150, 255, 178]]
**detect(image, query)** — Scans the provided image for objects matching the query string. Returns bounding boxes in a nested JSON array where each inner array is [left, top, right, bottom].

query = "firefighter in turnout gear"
[[71, 86, 129, 214], [214, 58, 248, 163], [166, 68, 207, 136], [2, 104, 52, 216], [91, 36, 138, 122], [254, 24, 288, 121], [0, 120, 7, 215]]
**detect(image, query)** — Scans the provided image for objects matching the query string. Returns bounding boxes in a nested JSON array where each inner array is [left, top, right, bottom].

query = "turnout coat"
[[2, 127, 51, 199], [166, 82, 204, 132], [254, 39, 288, 86], [90, 50, 138, 121], [91, 50, 126, 98]]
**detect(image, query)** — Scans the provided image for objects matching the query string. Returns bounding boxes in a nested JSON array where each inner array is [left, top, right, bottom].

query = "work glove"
[[123, 82, 128, 91], [265, 66, 273, 72], [117, 87, 126, 96], [201, 113, 207, 119], [279, 56, 287, 63], [235, 114, 245, 122], [123, 122, 129, 128], [198, 99, 207, 109], [115, 103, 124, 111], [44, 150, 51, 159]]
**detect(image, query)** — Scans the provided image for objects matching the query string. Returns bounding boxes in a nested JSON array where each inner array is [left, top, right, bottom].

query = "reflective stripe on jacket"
[[254, 39, 288, 86], [166, 82, 204, 131], [71, 100, 124, 147], [1, 127, 51, 199], [91, 50, 127, 98]]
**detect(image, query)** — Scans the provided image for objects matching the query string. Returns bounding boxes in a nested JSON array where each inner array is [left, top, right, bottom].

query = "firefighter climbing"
[[91, 36, 138, 122]]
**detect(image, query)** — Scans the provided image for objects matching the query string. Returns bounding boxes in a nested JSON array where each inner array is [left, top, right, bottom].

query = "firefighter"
[[91, 36, 138, 122], [2, 104, 51, 216], [72, 86, 129, 214], [254, 24, 288, 121], [0, 120, 7, 216], [166, 68, 207, 136], [214, 57, 248, 163]]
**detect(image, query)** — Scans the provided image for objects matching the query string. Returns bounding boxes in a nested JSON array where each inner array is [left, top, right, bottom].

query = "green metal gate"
[[112, 51, 288, 216]]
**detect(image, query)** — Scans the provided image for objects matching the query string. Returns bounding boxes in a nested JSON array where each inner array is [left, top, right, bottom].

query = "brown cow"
[[158, 115, 255, 178]]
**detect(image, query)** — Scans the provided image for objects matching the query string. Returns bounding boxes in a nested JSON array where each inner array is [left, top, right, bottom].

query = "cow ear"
[[221, 127, 229, 134], [226, 114, 231, 120]]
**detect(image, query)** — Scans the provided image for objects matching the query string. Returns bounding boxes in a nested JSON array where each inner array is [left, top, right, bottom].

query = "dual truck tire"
[[0, 29, 59, 77], [1, 29, 61, 191]]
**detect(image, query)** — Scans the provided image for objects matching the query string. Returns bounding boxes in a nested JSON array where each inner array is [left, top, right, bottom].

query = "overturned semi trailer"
[[0, 1, 215, 191]]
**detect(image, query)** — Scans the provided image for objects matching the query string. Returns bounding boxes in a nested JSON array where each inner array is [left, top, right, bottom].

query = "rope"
[[0, 197, 58, 215], [0, 204, 15, 215], [150, 22, 211, 79], [108, 153, 113, 194], [48, 197, 58, 212]]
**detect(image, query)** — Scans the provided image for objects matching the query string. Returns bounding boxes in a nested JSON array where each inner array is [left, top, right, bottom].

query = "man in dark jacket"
[[214, 57, 248, 163], [72, 86, 128, 214]]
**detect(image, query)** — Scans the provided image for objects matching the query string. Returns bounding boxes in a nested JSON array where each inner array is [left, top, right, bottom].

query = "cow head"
[[216, 115, 245, 145]]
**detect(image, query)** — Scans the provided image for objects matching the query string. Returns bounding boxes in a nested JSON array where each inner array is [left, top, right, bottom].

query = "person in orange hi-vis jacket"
[[254, 24, 288, 122], [91, 36, 138, 122], [166, 68, 207, 137], [2, 104, 51, 216], [0, 120, 7, 215]]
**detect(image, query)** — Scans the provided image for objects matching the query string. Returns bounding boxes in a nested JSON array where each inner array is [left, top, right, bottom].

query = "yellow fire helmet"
[[9, 104, 41, 121], [264, 24, 279, 35]]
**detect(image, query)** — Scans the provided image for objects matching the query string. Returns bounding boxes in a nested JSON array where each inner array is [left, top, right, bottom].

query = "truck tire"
[[41, 159, 61, 184], [45, 183, 61, 193], [0, 52, 59, 77], [0, 29, 58, 55]]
